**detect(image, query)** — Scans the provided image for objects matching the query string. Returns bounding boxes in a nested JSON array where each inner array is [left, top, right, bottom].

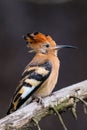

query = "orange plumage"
[[7, 32, 76, 114]]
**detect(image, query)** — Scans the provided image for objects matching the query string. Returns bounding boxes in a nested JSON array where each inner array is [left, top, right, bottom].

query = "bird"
[[7, 32, 77, 115]]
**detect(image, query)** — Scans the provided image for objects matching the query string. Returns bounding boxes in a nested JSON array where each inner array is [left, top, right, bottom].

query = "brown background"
[[0, 0, 87, 130]]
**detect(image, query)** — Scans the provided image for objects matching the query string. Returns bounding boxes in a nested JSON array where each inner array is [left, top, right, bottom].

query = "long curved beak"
[[54, 45, 78, 50]]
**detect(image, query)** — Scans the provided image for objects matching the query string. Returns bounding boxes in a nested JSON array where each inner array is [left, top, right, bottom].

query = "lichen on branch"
[[0, 80, 87, 130]]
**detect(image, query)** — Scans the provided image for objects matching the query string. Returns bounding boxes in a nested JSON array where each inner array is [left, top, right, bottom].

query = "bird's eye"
[[45, 44, 50, 48]]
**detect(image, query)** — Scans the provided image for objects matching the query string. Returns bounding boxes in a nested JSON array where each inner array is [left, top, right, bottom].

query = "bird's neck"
[[34, 51, 58, 63], [29, 51, 59, 68]]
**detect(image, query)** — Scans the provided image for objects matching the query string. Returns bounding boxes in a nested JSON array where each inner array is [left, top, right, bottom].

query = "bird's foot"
[[33, 95, 44, 105]]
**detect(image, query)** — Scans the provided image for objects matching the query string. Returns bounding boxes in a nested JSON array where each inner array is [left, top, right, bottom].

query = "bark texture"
[[0, 80, 87, 130]]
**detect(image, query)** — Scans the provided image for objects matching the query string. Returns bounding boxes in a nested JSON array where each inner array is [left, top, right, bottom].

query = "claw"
[[33, 95, 44, 106]]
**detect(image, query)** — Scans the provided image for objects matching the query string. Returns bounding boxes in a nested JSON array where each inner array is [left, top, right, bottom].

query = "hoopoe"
[[7, 32, 76, 114]]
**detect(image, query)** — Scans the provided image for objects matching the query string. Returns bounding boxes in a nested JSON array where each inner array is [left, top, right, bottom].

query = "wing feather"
[[7, 61, 52, 114]]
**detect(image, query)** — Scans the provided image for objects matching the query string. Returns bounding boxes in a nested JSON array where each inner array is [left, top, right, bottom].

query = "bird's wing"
[[7, 61, 52, 114]]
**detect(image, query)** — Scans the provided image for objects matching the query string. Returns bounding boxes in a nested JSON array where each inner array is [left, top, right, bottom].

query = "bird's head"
[[24, 32, 57, 54], [24, 32, 77, 55]]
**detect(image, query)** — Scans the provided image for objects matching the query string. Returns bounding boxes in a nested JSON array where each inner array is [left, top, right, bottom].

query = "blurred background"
[[0, 0, 87, 129]]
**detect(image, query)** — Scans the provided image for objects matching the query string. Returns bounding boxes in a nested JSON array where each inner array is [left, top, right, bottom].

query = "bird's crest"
[[23, 32, 56, 53]]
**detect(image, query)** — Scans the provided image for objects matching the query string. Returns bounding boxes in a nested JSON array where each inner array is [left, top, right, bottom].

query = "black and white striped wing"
[[7, 62, 52, 114]]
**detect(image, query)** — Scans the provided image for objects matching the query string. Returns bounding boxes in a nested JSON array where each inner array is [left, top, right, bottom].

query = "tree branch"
[[0, 80, 87, 130]]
